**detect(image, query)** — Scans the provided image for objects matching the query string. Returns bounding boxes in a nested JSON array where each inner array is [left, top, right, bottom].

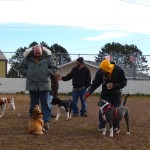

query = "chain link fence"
[[53, 53, 150, 79], [3, 52, 150, 79]]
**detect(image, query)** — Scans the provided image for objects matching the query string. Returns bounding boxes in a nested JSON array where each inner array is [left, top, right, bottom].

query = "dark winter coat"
[[21, 47, 57, 91], [62, 65, 91, 89], [87, 64, 127, 105]]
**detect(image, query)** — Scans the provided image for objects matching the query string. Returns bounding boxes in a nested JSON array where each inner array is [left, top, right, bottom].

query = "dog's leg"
[[68, 105, 72, 119], [69, 113, 72, 119], [124, 110, 130, 135], [10, 100, 16, 115], [102, 122, 107, 136], [109, 122, 114, 137], [69, 111, 72, 119], [10, 100, 15, 110], [115, 122, 120, 134], [55, 107, 60, 121], [102, 127, 107, 136], [34, 131, 44, 135], [66, 111, 69, 121], [0, 104, 7, 118]]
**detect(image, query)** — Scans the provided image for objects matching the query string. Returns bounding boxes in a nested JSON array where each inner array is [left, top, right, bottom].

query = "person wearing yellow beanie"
[[99, 59, 114, 74], [84, 59, 127, 132]]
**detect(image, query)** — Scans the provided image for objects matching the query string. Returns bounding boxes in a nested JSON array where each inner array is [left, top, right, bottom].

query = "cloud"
[[82, 32, 129, 41], [0, 0, 150, 35]]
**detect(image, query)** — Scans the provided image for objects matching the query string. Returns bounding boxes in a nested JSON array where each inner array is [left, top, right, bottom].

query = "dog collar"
[[102, 105, 111, 115]]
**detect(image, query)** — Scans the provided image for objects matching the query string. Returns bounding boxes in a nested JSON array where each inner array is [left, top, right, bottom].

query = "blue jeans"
[[29, 91, 52, 123], [72, 88, 87, 115]]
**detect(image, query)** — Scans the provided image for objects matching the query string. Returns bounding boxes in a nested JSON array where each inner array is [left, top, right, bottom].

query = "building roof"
[[59, 59, 150, 80], [0, 50, 7, 61]]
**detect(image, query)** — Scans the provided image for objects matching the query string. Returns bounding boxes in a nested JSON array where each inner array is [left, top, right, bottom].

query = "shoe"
[[81, 114, 88, 117], [73, 114, 78, 117], [51, 114, 56, 118], [44, 122, 49, 130]]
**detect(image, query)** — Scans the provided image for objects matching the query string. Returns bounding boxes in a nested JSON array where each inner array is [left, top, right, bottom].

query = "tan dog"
[[0, 97, 15, 118], [28, 104, 45, 135]]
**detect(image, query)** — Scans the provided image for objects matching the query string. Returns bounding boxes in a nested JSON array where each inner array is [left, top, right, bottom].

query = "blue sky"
[[0, 0, 150, 61]]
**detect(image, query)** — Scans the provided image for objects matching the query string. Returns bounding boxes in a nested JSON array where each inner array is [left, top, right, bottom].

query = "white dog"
[[0, 97, 15, 118]]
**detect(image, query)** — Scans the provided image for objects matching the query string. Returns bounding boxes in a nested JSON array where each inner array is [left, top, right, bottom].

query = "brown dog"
[[28, 104, 45, 135], [0, 97, 15, 118]]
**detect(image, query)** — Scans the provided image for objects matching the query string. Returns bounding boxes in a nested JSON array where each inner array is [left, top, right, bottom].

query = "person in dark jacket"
[[21, 44, 57, 130], [84, 59, 127, 131], [49, 71, 59, 118], [58, 57, 91, 117], [50, 72, 59, 98]]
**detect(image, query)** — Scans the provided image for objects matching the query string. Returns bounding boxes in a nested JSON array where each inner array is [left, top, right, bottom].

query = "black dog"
[[52, 97, 73, 121], [98, 94, 130, 137]]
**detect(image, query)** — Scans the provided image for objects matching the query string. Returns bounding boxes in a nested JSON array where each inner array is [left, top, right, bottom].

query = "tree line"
[[7, 41, 148, 78]]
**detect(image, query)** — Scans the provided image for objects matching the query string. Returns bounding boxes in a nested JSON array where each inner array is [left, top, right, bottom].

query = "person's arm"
[[113, 68, 127, 90], [88, 69, 103, 93], [61, 69, 73, 81], [84, 69, 103, 99], [85, 68, 91, 89]]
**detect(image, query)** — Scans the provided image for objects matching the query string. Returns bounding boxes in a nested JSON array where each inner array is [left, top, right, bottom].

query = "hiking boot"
[[51, 114, 56, 118], [44, 122, 49, 130], [81, 114, 88, 117], [73, 114, 78, 117]]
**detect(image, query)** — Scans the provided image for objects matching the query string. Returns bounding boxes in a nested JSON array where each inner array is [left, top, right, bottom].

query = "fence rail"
[[2, 52, 150, 77]]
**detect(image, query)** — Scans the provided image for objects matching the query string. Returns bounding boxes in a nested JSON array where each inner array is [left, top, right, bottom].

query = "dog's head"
[[0, 97, 15, 110], [52, 97, 61, 105], [98, 99, 110, 108], [32, 104, 43, 119]]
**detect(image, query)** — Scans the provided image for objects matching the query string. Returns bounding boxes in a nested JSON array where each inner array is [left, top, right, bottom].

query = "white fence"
[[0, 78, 150, 95]]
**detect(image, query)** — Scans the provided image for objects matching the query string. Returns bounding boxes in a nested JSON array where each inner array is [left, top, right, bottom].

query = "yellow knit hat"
[[99, 60, 114, 74]]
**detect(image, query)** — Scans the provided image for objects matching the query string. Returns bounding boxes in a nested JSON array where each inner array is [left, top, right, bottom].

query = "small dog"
[[0, 97, 15, 118], [28, 104, 45, 135], [52, 97, 73, 121], [98, 94, 130, 137]]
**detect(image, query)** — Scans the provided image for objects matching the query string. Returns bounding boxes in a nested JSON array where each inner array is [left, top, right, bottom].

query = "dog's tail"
[[123, 94, 130, 106]]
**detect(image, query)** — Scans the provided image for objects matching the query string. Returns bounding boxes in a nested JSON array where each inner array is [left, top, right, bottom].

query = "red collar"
[[103, 105, 111, 115], [102, 104, 118, 121]]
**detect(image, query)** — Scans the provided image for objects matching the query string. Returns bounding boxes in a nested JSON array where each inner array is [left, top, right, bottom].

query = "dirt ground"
[[0, 94, 149, 150]]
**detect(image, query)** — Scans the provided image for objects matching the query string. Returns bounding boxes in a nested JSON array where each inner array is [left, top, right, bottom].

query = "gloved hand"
[[84, 92, 91, 100]]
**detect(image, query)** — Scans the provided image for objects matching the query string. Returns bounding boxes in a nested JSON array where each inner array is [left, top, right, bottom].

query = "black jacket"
[[88, 64, 127, 101], [62, 65, 91, 89]]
